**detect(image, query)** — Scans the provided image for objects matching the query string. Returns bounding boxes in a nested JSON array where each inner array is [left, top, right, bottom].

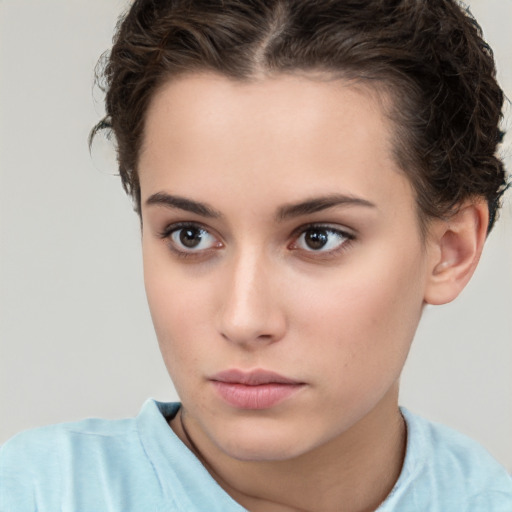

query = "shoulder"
[[403, 409, 509, 479], [0, 400, 192, 511], [1, 414, 138, 467], [0, 415, 138, 469], [384, 408, 512, 511], [0, 412, 145, 511], [0, 400, 245, 512]]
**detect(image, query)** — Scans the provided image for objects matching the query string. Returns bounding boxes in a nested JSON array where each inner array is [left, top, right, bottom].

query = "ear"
[[424, 200, 489, 306]]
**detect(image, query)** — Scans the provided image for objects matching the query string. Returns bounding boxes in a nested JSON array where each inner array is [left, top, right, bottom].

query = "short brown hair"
[[91, 0, 508, 232]]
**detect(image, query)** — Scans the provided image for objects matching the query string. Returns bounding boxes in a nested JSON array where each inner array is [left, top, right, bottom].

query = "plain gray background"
[[1, 0, 511, 471]]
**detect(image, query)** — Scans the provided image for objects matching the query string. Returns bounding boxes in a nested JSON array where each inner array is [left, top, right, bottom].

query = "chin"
[[220, 439, 305, 462], [209, 421, 314, 462]]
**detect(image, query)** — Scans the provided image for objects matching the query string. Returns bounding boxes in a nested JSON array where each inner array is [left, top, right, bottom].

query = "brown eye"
[[168, 225, 220, 252], [304, 229, 329, 250], [179, 227, 204, 248], [293, 226, 351, 253]]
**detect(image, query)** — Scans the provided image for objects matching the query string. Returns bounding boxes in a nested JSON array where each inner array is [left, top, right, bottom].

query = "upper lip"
[[210, 369, 303, 386]]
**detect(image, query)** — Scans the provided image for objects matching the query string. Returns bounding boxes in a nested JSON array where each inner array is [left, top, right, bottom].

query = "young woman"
[[1, 1, 511, 511]]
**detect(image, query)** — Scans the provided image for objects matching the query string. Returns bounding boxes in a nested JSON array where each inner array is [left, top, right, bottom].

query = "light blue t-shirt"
[[1, 399, 511, 511]]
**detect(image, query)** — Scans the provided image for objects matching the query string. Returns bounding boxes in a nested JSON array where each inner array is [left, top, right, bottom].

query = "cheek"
[[144, 270, 218, 407], [142, 248, 212, 368], [292, 246, 426, 389]]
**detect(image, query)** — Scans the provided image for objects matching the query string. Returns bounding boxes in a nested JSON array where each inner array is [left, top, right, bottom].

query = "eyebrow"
[[277, 194, 376, 220], [145, 191, 376, 220], [145, 192, 222, 218]]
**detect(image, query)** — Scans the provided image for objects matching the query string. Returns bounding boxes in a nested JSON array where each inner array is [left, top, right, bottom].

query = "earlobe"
[[424, 201, 489, 306]]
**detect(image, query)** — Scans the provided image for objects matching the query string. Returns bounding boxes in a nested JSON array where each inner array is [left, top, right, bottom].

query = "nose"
[[217, 249, 287, 348]]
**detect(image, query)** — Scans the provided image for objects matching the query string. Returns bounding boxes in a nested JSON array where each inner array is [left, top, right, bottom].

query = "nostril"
[[218, 317, 286, 347]]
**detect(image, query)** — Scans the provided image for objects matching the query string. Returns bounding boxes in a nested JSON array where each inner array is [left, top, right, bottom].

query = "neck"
[[171, 385, 406, 512]]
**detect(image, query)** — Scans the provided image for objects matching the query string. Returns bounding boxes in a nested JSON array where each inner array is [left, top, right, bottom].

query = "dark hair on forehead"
[[91, 0, 508, 232]]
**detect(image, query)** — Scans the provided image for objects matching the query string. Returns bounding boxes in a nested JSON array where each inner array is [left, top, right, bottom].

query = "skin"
[[138, 73, 488, 512]]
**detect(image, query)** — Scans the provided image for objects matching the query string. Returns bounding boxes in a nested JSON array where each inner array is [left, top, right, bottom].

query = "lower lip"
[[211, 381, 304, 410]]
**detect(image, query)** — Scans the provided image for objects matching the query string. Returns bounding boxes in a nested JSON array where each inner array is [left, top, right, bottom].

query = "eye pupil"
[[179, 228, 202, 248], [305, 229, 328, 250]]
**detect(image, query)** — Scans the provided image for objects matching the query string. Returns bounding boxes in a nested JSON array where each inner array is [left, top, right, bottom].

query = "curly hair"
[[91, 0, 508, 232]]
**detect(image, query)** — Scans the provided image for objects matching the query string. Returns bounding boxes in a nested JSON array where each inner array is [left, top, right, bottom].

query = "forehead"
[[141, 72, 392, 158], [138, 72, 414, 217]]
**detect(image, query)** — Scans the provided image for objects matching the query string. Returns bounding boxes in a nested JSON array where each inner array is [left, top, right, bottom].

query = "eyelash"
[[289, 224, 355, 258], [158, 222, 355, 260], [158, 222, 222, 259]]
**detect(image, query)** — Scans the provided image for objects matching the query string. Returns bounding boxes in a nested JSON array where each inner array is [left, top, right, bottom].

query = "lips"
[[210, 369, 305, 409]]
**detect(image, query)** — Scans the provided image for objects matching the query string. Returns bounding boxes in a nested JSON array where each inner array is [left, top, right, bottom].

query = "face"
[[139, 73, 431, 461]]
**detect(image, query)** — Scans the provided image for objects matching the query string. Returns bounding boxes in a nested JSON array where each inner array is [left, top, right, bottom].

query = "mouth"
[[209, 369, 306, 410]]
